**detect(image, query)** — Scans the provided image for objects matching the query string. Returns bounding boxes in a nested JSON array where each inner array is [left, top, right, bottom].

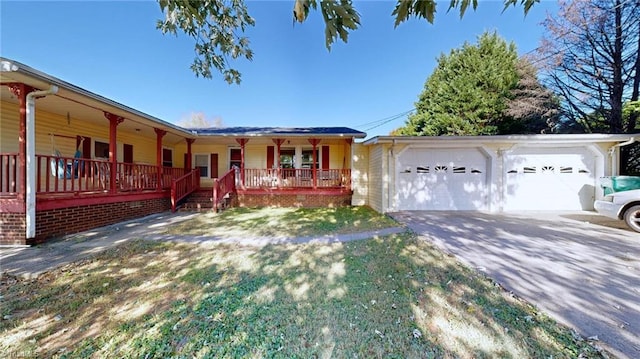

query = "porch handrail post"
[[185, 138, 195, 171], [171, 179, 177, 212], [104, 112, 125, 194], [212, 178, 219, 212], [236, 138, 249, 186], [273, 138, 286, 189], [154, 128, 167, 191], [308, 138, 321, 190]]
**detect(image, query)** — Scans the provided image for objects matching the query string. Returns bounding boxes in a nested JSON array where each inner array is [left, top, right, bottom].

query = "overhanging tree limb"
[[158, 0, 538, 84]]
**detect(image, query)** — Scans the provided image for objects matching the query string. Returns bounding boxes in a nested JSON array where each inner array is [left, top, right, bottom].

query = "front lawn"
[[0, 231, 605, 357], [165, 206, 400, 238]]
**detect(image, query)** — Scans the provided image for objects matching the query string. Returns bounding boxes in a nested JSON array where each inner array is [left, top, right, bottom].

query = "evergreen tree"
[[399, 32, 519, 136]]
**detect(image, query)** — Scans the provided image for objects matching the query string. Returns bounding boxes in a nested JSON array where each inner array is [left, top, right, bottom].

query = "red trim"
[[236, 138, 249, 184], [186, 138, 195, 170], [322, 146, 330, 169], [210, 153, 219, 178], [272, 139, 286, 146], [308, 138, 320, 189], [36, 191, 168, 211], [155, 128, 167, 191], [267, 146, 274, 169], [105, 112, 125, 193]]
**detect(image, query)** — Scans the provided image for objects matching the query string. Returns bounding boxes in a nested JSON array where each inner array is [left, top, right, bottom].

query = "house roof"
[[191, 127, 367, 138]]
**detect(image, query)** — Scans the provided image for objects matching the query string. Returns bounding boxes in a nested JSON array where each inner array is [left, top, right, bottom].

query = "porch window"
[[194, 154, 209, 177]]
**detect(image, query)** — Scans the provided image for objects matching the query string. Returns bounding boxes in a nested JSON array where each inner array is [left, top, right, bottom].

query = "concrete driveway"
[[390, 211, 640, 359]]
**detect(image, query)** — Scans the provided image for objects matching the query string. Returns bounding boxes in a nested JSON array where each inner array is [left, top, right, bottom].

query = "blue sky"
[[1, 0, 558, 138]]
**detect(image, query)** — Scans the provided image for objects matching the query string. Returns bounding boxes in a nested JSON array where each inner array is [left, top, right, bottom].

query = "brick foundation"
[[31, 197, 171, 244], [1, 198, 171, 246], [0, 212, 27, 245], [237, 193, 352, 208]]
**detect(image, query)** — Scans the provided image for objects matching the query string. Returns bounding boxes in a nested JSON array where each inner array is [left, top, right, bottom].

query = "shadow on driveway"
[[390, 211, 640, 359]]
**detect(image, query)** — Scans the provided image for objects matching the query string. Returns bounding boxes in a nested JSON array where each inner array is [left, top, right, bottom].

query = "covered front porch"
[[187, 127, 365, 210], [0, 58, 200, 244]]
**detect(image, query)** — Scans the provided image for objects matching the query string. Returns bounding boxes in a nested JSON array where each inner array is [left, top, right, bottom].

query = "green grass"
[[0, 234, 606, 358], [166, 206, 400, 238]]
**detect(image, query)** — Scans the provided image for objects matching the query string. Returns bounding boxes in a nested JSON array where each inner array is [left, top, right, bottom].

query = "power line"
[[358, 109, 415, 132], [354, 109, 414, 129]]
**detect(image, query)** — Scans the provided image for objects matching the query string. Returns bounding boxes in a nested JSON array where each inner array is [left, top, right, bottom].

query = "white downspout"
[[609, 137, 637, 176], [25, 85, 58, 239]]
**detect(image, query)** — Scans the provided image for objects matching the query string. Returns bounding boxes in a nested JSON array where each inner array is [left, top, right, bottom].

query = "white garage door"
[[395, 148, 488, 210], [503, 147, 596, 211]]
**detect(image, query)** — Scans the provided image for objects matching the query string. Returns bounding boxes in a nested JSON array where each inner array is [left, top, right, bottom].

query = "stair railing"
[[212, 168, 236, 212], [171, 169, 200, 212]]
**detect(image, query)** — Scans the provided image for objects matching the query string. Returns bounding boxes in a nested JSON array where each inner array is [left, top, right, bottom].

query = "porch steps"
[[179, 189, 214, 212], [179, 188, 232, 212]]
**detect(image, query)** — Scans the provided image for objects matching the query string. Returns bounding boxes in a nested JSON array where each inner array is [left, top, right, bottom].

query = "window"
[[95, 141, 109, 159], [301, 148, 319, 169], [279, 148, 295, 169], [416, 166, 429, 173], [162, 148, 173, 167], [229, 148, 242, 169], [194, 154, 208, 177]]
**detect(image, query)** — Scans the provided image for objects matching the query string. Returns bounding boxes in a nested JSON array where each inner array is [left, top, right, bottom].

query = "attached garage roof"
[[363, 134, 637, 145]]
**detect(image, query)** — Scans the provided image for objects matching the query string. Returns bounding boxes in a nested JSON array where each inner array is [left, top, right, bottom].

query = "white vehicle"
[[594, 189, 640, 232]]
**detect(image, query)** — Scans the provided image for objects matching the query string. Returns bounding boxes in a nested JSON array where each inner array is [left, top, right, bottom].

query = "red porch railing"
[[213, 168, 236, 211], [241, 168, 351, 189], [1, 153, 18, 195], [171, 169, 200, 212], [0, 154, 188, 195]]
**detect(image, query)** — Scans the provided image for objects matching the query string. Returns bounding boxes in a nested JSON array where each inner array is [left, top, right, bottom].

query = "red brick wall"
[[19, 198, 170, 245], [0, 212, 26, 245], [237, 193, 352, 208]]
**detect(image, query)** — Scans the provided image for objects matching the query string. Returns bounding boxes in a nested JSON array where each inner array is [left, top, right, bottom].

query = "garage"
[[395, 147, 489, 210], [503, 147, 597, 211], [357, 134, 634, 214]]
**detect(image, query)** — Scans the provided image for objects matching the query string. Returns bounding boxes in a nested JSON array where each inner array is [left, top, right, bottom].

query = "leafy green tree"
[[398, 32, 520, 136], [156, 0, 538, 84]]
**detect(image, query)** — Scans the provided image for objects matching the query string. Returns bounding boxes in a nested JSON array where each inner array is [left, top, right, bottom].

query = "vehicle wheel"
[[623, 205, 640, 232]]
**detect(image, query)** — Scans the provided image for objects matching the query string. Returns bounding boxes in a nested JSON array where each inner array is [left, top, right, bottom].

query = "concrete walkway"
[[0, 212, 406, 279], [391, 210, 640, 359]]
